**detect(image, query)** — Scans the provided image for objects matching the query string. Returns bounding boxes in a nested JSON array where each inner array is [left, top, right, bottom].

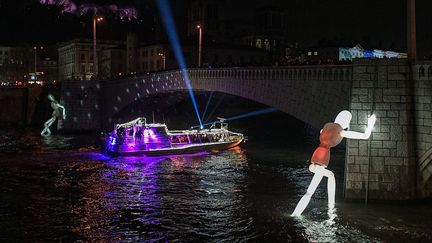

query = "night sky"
[[0, 0, 431, 57]]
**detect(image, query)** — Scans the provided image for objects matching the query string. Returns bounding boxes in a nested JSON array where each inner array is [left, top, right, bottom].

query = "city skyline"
[[0, 0, 431, 56]]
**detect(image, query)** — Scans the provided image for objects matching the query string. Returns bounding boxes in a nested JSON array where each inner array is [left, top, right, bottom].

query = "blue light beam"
[[195, 107, 278, 128], [201, 91, 214, 122], [156, 0, 203, 128], [204, 93, 226, 123]]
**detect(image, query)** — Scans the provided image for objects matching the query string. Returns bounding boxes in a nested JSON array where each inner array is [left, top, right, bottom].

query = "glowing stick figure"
[[41, 94, 66, 136], [292, 110, 376, 217]]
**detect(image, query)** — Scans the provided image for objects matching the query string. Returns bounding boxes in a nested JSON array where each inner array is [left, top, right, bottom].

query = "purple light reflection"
[[102, 156, 165, 234]]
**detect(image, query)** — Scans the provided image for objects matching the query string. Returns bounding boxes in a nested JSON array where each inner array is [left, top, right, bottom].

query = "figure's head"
[[334, 110, 352, 129], [48, 94, 55, 101]]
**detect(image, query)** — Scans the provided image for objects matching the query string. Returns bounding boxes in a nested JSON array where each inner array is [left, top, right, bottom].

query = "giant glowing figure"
[[41, 94, 66, 136], [291, 110, 376, 217]]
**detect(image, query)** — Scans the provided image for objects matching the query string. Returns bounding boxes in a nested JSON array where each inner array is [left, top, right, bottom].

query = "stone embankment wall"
[[345, 59, 432, 199], [0, 84, 59, 126]]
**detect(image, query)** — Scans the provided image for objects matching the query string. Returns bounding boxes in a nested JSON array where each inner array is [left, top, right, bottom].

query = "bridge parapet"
[[187, 65, 352, 81]]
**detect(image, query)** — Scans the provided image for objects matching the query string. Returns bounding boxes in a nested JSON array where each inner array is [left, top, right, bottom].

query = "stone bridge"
[[59, 60, 432, 200], [106, 65, 352, 129]]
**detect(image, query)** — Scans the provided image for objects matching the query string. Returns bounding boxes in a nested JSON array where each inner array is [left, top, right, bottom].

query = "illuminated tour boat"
[[104, 117, 244, 156]]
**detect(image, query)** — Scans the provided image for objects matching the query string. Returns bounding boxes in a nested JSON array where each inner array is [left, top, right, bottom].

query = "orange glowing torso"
[[310, 122, 343, 167]]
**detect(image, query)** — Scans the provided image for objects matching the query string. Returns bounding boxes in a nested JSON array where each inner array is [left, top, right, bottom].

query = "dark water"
[[1, 127, 432, 242]]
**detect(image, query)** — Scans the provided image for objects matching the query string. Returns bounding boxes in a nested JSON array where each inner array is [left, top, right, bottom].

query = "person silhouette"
[[292, 110, 376, 217], [41, 94, 66, 136]]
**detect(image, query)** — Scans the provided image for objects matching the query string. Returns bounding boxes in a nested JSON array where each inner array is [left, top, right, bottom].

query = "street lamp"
[[158, 51, 166, 70], [93, 11, 103, 79], [407, 0, 416, 61], [197, 24, 202, 68]]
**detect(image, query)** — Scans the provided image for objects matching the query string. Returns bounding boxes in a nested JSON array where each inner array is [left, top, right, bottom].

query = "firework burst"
[[39, 0, 138, 20]]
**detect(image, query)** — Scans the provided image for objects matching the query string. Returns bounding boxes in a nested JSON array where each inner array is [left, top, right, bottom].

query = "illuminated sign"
[[338, 45, 407, 61]]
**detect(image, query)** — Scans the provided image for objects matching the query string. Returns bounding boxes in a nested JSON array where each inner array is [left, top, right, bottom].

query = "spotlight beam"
[[195, 107, 277, 128], [204, 93, 226, 123], [201, 91, 214, 122], [156, 0, 203, 128]]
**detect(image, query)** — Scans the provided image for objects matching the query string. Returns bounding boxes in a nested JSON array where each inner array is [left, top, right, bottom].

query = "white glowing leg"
[[292, 165, 324, 217], [41, 117, 56, 136], [322, 168, 336, 209]]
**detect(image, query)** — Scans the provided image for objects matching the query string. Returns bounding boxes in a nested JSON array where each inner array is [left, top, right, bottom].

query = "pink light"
[[143, 128, 156, 139]]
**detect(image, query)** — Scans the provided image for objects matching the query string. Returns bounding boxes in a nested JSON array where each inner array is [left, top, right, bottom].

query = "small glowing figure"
[[41, 94, 66, 136], [292, 110, 376, 217]]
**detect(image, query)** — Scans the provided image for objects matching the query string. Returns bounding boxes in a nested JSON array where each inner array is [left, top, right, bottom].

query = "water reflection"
[[292, 207, 380, 243], [72, 148, 255, 242], [103, 157, 165, 241], [41, 135, 73, 150]]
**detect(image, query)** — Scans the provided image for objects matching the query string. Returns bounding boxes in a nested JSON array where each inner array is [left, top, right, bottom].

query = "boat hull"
[[113, 139, 243, 156]]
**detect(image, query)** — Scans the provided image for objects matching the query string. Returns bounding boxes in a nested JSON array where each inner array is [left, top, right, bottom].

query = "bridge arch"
[[99, 67, 352, 129]]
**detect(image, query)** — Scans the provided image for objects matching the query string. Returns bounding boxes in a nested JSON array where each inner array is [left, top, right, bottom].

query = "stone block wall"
[[59, 80, 101, 131], [345, 59, 417, 200]]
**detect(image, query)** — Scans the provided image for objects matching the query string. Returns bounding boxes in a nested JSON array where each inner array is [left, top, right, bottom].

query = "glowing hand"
[[367, 114, 376, 128]]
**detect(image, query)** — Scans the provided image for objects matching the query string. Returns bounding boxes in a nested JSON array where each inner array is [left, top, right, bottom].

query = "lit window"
[[314, 51, 318, 56], [308, 52, 312, 56]]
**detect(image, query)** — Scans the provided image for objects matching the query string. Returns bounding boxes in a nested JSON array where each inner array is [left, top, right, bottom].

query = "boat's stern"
[[101, 133, 120, 156]]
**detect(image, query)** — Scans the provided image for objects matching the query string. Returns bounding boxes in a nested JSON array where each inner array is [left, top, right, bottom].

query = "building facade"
[[58, 39, 122, 81], [99, 48, 126, 79], [58, 35, 271, 81], [0, 46, 32, 85]]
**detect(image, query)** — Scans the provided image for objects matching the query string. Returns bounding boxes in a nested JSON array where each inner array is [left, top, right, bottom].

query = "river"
[[0, 113, 431, 242]]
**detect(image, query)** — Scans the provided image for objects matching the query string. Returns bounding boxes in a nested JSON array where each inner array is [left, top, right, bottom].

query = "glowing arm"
[[340, 114, 376, 140], [57, 104, 66, 119]]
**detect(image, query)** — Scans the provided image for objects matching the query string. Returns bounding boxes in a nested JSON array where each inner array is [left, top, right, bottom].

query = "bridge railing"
[[186, 65, 352, 81], [101, 65, 353, 86]]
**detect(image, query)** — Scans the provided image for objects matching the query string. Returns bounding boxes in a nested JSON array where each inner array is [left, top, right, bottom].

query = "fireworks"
[[39, 0, 138, 20], [39, 0, 77, 13]]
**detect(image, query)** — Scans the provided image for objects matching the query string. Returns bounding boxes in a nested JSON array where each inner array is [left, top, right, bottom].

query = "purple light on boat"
[[144, 128, 156, 139], [110, 137, 116, 145]]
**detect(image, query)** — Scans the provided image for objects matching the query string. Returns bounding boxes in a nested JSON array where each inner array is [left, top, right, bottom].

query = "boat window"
[[155, 127, 167, 134], [170, 136, 180, 143]]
